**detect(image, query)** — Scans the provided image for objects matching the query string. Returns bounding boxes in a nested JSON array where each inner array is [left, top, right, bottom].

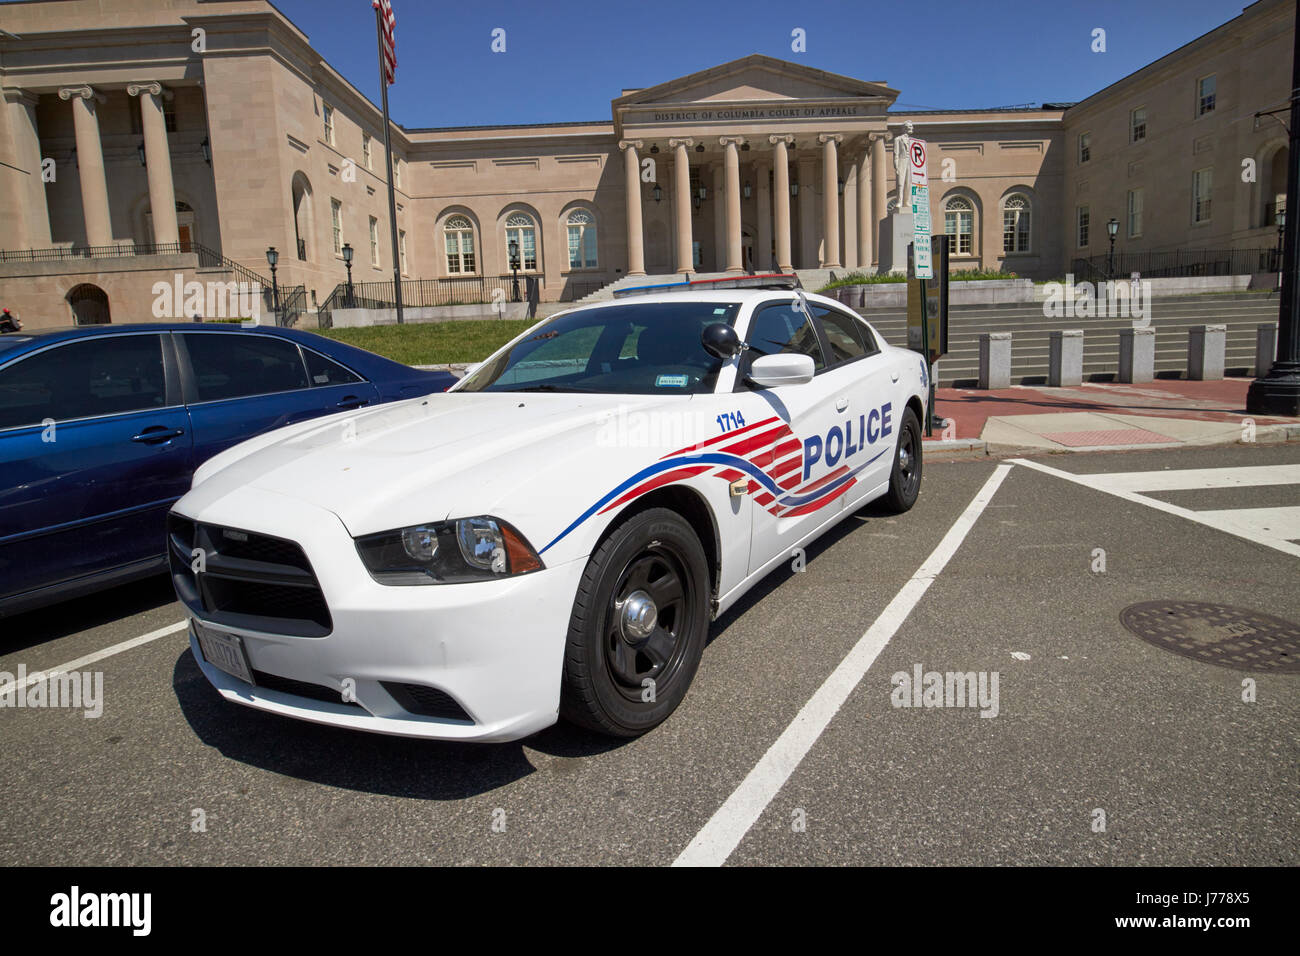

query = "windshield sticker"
[[656, 374, 689, 388]]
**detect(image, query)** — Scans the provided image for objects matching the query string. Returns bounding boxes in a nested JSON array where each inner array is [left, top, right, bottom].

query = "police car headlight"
[[356, 516, 544, 585]]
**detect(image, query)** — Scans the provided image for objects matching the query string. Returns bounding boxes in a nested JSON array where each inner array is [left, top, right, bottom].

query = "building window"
[[1001, 194, 1031, 254], [1076, 205, 1090, 248], [505, 213, 538, 271], [1193, 167, 1213, 224], [566, 209, 598, 269], [1078, 132, 1091, 164], [330, 198, 342, 254], [369, 216, 380, 266], [1127, 188, 1143, 237], [1197, 75, 1216, 116], [1130, 107, 1146, 143], [943, 196, 974, 256], [362, 133, 372, 170], [399, 230, 408, 275], [444, 215, 476, 274], [323, 104, 335, 145]]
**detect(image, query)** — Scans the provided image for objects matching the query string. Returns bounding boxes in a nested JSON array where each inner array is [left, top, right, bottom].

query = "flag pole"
[[375, 4, 403, 324]]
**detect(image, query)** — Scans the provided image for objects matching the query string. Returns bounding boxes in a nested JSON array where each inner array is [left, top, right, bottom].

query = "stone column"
[[711, 164, 725, 272], [720, 136, 745, 273], [4, 90, 52, 248], [857, 148, 872, 271], [59, 85, 112, 247], [769, 134, 793, 272], [129, 82, 179, 246], [818, 133, 842, 268], [797, 155, 817, 268], [843, 159, 858, 270], [755, 160, 772, 273], [870, 132, 888, 269], [619, 139, 646, 276], [669, 138, 693, 273]]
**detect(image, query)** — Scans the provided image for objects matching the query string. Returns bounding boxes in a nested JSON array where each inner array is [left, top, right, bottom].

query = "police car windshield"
[[458, 301, 741, 395]]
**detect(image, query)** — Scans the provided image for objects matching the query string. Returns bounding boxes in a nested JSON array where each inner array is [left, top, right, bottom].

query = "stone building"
[[0, 0, 1291, 328]]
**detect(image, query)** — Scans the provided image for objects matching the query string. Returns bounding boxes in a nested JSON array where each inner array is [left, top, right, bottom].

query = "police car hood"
[[186, 392, 708, 539]]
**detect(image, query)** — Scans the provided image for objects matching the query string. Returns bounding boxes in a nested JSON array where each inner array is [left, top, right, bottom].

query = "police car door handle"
[[890, 371, 900, 382], [835, 398, 849, 412]]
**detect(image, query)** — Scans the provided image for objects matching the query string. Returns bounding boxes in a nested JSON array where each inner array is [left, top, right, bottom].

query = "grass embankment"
[[818, 268, 1018, 292], [312, 320, 536, 365]]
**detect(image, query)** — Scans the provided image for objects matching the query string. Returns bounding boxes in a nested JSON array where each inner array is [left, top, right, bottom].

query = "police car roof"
[[611, 273, 803, 299]]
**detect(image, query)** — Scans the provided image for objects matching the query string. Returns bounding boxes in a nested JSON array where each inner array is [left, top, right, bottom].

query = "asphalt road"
[[1, 442, 1297, 866]]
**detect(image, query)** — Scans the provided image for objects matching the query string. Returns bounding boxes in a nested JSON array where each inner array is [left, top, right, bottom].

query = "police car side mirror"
[[701, 323, 743, 360], [748, 353, 816, 388]]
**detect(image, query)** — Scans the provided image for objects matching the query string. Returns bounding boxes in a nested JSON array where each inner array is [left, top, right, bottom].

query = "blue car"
[[0, 323, 456, 618]]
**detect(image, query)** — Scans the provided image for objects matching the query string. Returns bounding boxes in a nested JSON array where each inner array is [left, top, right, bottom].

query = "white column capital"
[[768, 133, 796, 147], [867, 131, 888, 144], [668, 137, 694, 150], [618, 138, 643, 152], [817, 133, 844, 145], [59, 85, 103, 103], [3, 89, 41, 108], [127, 81, 164, 98], [718, 135, 745, 148]]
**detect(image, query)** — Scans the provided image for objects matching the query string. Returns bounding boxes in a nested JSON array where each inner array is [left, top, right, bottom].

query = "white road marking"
[[1087, 464, 1300, 493], [673, 463, 1014, 867], [1194, 506, 1300, 542], [1010, 459, 1300, 558], [0, 620, 188, 695]]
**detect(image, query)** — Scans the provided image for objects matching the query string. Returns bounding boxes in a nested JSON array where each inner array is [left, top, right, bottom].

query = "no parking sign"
[[909, 139, 932, 279]]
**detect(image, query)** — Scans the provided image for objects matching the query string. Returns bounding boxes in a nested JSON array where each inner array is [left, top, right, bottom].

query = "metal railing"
[[1071, 247, 1276, 282], [0, 240, 275, 291], [316, 274, 545, 328]]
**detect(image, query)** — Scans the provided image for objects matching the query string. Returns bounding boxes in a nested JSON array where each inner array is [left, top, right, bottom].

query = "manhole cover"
[[1119, 601, 1300, 673]]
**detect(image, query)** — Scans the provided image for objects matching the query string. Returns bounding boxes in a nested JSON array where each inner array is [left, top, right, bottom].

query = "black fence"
[[0, 240, 275, 292], [316, 274, 546, 328], [1071, 247, 1277, 282]]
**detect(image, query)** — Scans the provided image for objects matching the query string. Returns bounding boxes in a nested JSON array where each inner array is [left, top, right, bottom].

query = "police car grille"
[[169, 516, 332, 637], [252, 670, 362, 708], [381, 682, 473, 722]]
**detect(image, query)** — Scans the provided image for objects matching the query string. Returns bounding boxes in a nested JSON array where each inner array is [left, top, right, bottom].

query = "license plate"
[[194, 621, 254, 685]]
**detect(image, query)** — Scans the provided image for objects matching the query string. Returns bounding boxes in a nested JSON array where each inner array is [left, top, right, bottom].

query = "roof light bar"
[[612, 273, 803, 299]]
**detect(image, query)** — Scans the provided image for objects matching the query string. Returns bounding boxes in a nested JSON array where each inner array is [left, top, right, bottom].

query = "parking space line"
[[1010, 458, 1300, 558], [1087, 464, 1300, 493], [673, 463, 1014, 867], [0, 620, 187, 695]]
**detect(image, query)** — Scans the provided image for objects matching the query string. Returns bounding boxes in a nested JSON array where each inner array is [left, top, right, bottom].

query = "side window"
[[814, 307, 875, 364], [182, 333, 309, 402], [744, 302, 826, 378], [303, 348, 363, 387], [0, 335, 165, 429]]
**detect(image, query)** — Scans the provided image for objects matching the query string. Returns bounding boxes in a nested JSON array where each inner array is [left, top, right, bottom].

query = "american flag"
[[373, 0, 397, 86]]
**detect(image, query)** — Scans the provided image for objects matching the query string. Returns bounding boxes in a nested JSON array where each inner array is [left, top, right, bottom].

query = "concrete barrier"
[[979, 332, 1012, 389], [1188, 324, 1226, 380], [1256, 323, 1278, 375], [1118, 327, 1156, 383], [1048, 329, 1084, 386]]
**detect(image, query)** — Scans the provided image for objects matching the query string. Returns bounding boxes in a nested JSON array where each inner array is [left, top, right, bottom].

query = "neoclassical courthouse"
[[0, 0, 1293, 326]]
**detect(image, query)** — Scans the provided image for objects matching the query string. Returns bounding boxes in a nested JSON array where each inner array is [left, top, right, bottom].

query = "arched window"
[[505, 213, 538, 271], [944, 196, 974, 257], [1002, 194, 1031, 254], [444, 215, 476, 274], [566, 209, 598, 269]]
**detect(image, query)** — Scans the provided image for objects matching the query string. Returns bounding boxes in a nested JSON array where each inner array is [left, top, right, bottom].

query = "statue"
[[891, 120, 915, 213]]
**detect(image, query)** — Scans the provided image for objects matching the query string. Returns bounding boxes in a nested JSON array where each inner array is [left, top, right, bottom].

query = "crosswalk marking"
[[1088, 465, 1300, 493], [1010, 459, 1300, 558]]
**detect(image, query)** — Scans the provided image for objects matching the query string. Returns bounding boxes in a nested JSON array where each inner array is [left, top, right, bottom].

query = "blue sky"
[[267, 0, 1256, 128]]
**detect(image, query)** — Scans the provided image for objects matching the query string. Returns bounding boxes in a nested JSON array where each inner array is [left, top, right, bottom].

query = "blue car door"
[[176, 330, 379, 466], [0, 332, 193, 602]]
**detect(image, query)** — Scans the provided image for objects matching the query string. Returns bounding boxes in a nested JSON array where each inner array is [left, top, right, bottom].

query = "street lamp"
[[341, 242, 354, 307], [265, 246, 280, 324], [1106, 217, 1119, 276], [1276, 207, 1287, 277], [508, 238, 521, 303]]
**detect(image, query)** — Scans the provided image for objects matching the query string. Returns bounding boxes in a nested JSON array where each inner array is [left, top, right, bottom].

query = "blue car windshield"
[[457, 301, 740, 395]]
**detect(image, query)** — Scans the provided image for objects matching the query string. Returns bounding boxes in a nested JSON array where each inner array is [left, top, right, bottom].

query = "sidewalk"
[[924, 377, 1300, 457]]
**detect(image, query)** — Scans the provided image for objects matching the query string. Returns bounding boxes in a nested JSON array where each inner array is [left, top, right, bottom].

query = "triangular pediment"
[[614, 55, 898, 109]]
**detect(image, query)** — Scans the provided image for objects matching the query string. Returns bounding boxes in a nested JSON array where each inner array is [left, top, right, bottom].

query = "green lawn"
[[311, 320, 536, 366]]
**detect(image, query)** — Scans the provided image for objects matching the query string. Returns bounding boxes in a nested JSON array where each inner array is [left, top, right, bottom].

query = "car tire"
[[560, 508, 710, 737], [882, 405, 923, 513]]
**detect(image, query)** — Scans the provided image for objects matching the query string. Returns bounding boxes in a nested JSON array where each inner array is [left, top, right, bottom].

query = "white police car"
[[170, 276, 928, 741]]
